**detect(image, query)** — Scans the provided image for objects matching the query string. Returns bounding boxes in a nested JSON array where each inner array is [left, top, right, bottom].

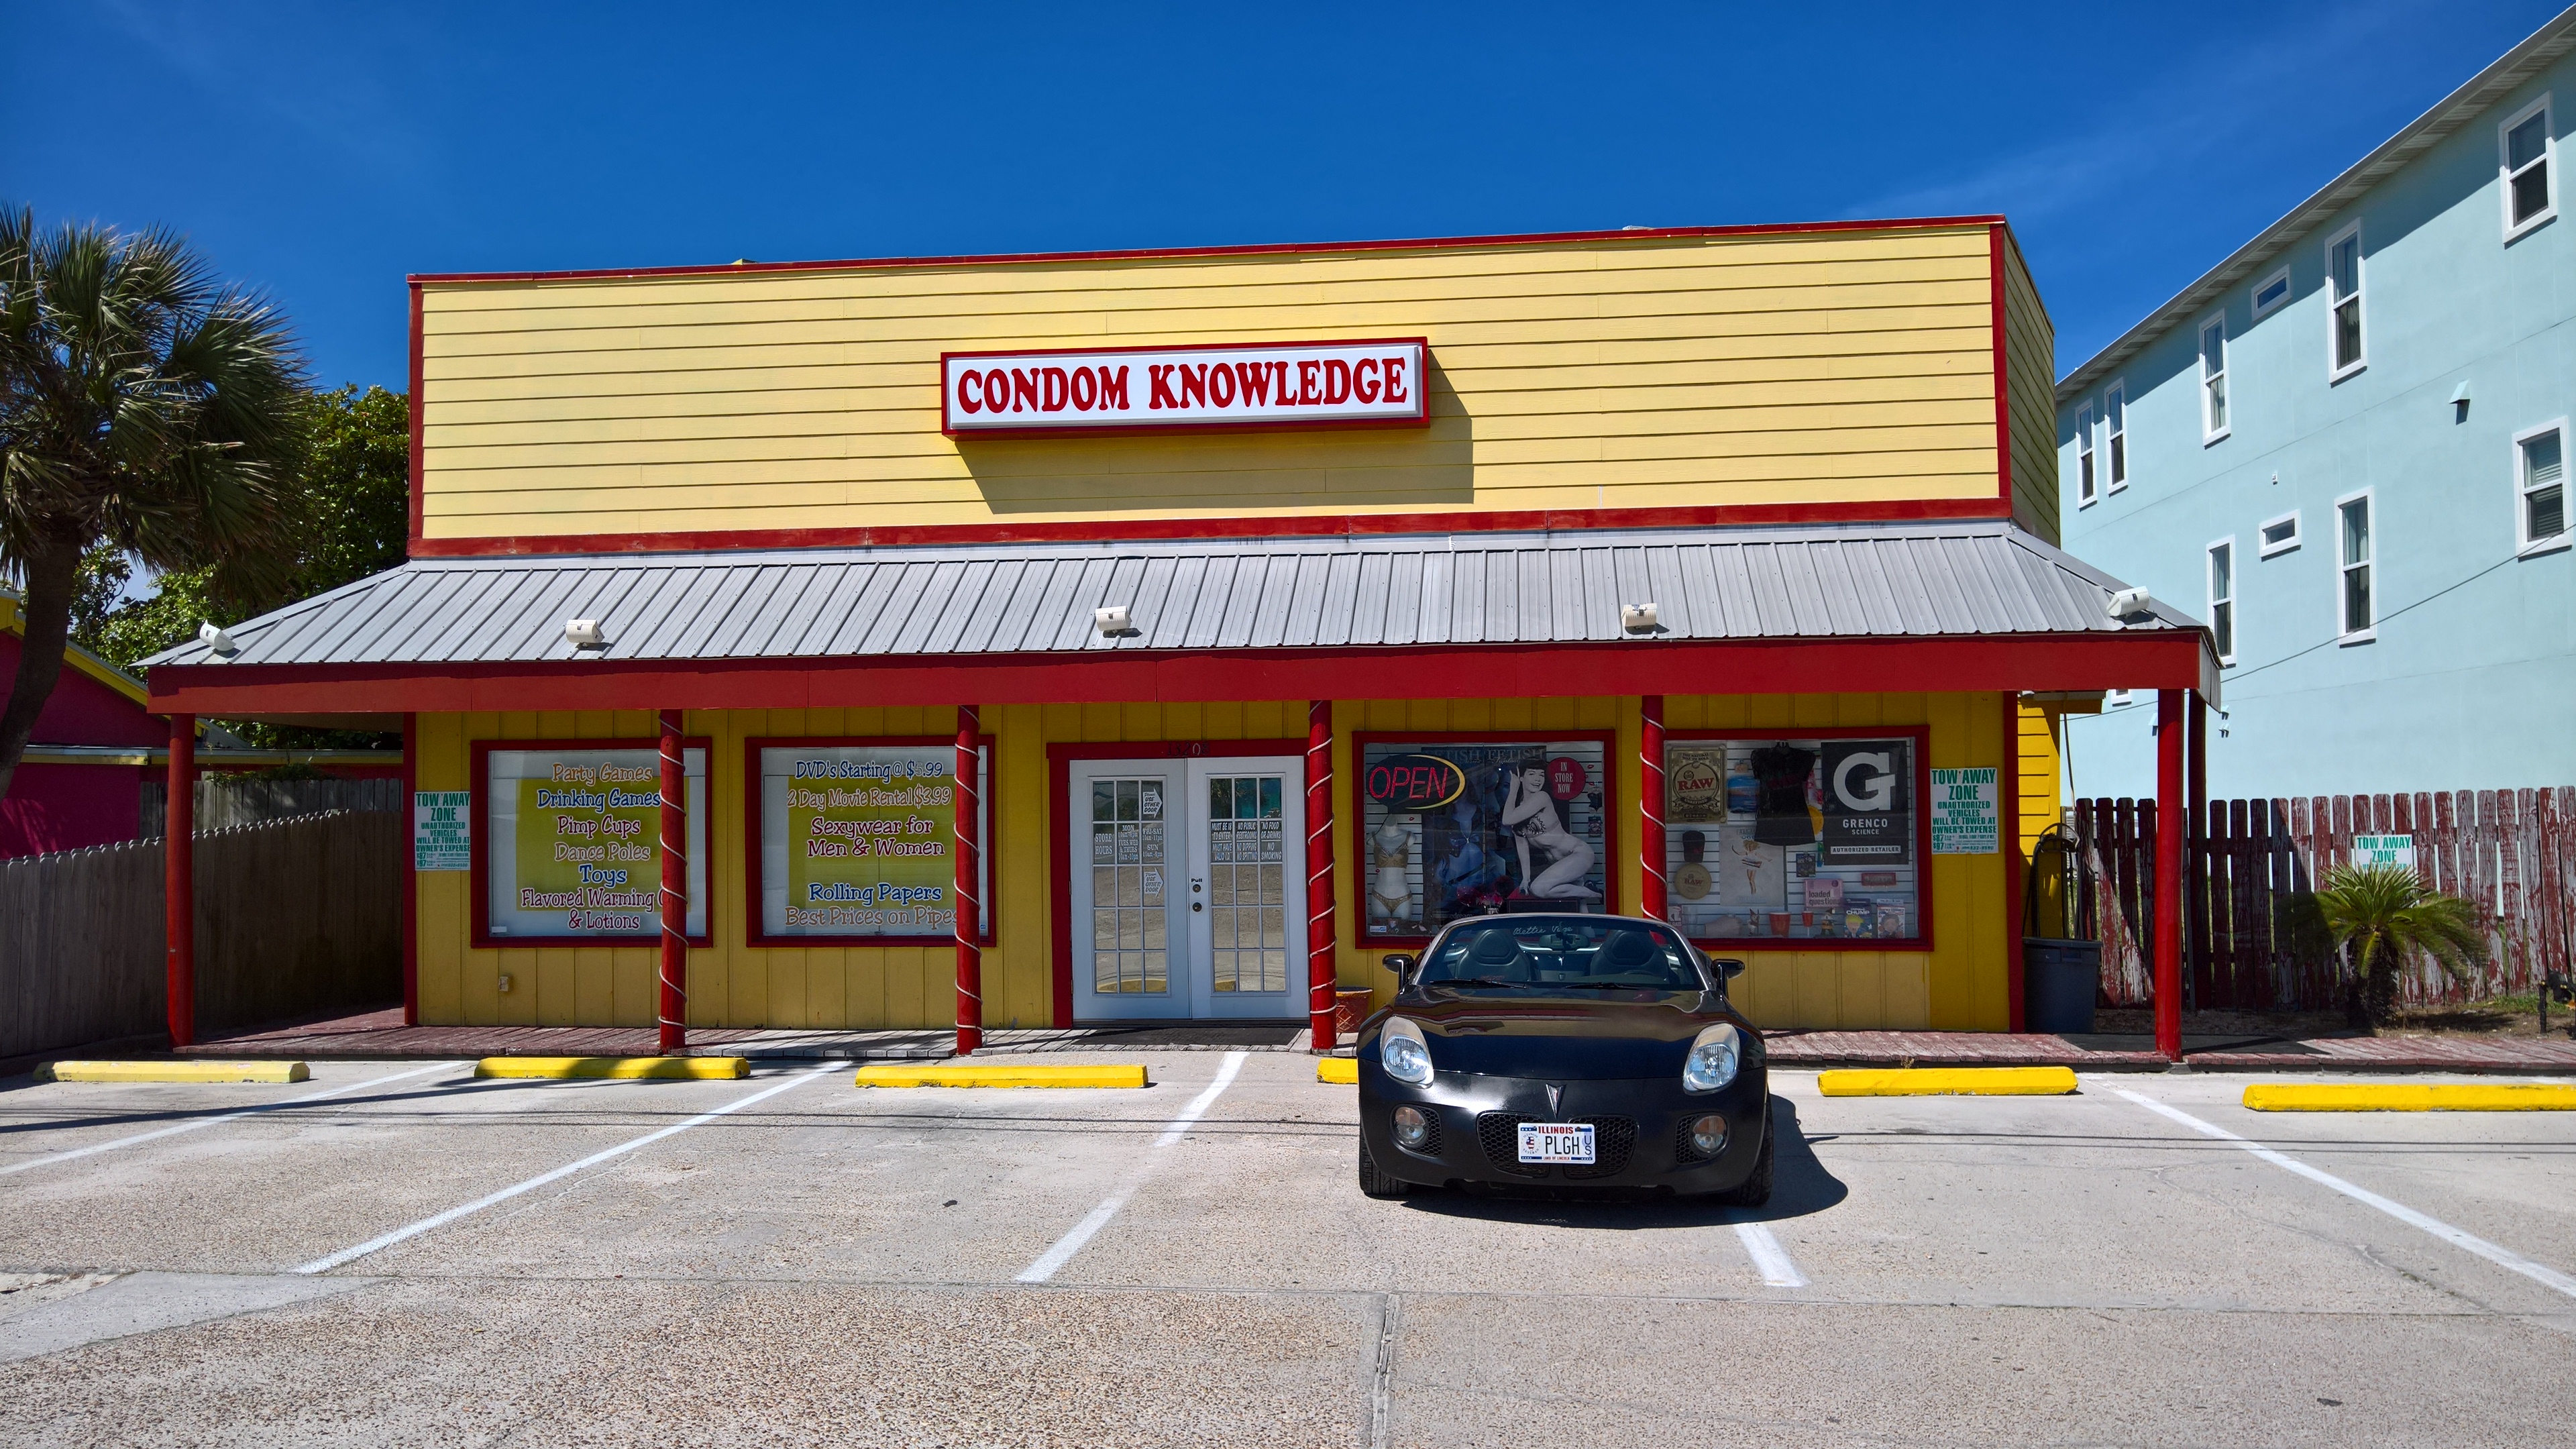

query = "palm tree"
[[0, 208, 306, 796], [2313, 862, 2489, 1027]]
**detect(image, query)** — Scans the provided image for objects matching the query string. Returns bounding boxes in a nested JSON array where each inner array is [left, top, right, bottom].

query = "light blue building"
[[2055, 11, 2576, 800]]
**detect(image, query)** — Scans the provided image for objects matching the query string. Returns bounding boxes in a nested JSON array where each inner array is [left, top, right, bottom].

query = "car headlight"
[[1682, 1023, 1741, 1093], [1378, 1016, 1434, 1087]]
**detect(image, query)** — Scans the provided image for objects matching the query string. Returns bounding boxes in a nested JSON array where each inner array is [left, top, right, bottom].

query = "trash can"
[[2022, 938, 2101, 1034], [1333, 989, 1377, 1039]]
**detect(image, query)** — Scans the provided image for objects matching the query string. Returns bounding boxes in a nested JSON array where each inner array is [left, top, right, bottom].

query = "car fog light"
[[1393, 1106, 1432, 1149], [1689, 1115, 1727, 1157]]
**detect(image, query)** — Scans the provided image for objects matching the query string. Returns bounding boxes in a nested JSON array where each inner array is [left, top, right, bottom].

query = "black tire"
[[1358, 1135, 1409, 1199], [1712, 1116, 1774, 1208]]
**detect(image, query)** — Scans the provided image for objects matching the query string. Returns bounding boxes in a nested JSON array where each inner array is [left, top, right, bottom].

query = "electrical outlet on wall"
[[498, 974, 513, 994]]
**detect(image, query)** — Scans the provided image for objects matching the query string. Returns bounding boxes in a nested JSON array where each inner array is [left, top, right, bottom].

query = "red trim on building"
[[405, 496, 2012, 559], [405, 217, 2009, 287], [150, 633, 2216, 720], [739, 733, 996, 948], [1044, 738, 1305, 1028], [467, 737, 716, 951], [2000, 693, 2025, 1031], [407, 282, 425, 552], [401, 711, 419, 1026], [1662, 725, 1935, 953], [1347, 729, 1622, 951]]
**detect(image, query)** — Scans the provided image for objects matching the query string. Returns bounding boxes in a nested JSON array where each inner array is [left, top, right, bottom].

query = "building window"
[[2106, 380, 2128, 490], [2326, 223, 2365, 378], [2502, 95, 2555, 239], [2518, 421, 2567, 553], [2251, 266, 2292, 319], [2075, 401, 2096, 504], [2206, 539, 2236, 665], [1656, 732, 1927, 948], [2199, 318, 2229, 441], [2337, 490, 2374, 639], [2259, 511, 2301, 557]]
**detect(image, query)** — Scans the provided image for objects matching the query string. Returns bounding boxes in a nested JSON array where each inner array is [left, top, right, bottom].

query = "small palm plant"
[[2312, 863, 2489, 1028]]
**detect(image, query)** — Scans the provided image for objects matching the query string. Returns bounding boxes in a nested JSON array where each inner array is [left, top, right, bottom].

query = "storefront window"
[[481, 742, 706, 943], [752, 740, 988, 944], [1660, 732, 1925, 947], [1358, 736, 1611, 940]]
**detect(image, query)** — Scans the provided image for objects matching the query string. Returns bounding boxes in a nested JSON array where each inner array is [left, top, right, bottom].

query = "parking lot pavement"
[[1, 1055, 2573, 1446]]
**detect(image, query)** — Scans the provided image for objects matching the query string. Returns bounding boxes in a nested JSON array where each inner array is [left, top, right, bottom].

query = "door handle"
[[1192, 902, 1203, 912]]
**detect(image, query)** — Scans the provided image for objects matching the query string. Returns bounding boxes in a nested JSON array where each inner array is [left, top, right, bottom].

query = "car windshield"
[[1415, 918, 1709, 992]]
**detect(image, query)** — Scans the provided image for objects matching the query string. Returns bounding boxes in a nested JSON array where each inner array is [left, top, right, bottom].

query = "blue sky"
[[7, 1, 2565, 389]]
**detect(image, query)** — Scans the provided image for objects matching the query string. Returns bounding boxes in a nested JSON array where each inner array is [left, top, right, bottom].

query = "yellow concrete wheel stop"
[[1317, 1057, 1358, 1084], [38, 1061, 311, 1084], [2244, 1083, 2576, 1112], [853, 1063, 1148, 1088], [1819, 1067, 2080, 1097], [474, 1057, 750, 1080]]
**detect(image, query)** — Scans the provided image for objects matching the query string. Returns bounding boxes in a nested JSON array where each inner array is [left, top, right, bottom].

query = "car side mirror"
[[1382, 953, 1416, 977], [1714, 958, 1746, 981]]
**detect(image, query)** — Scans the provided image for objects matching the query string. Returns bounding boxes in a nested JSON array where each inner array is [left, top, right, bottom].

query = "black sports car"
[[1354, 913, 1770, 1203]]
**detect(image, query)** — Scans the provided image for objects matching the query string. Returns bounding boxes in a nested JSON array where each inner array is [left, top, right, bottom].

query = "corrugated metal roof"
[[142, 520, 2202, 670]]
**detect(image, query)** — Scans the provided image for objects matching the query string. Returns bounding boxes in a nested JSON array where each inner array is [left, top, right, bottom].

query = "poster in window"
[[1360, 739, 1609, 936], [484, 745, 706, 942], [756, 743, 989, 941], [1660, 735, 1922, 945], [1819, 739, 1913, 864]]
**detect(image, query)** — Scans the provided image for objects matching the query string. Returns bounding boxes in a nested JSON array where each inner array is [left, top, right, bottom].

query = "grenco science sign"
[[942, 339, 1428, 435]]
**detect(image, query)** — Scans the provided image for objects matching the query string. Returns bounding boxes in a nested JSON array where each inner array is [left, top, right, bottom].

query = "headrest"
[[1466, 930, 1523, 967], [1602, 932, 1656, 967]]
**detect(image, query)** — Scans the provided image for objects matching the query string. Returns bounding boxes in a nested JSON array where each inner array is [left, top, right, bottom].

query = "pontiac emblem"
[[1544, 1083, 1562, 1114]]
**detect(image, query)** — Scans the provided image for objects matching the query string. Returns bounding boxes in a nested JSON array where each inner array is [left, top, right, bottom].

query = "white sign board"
[[2353, 833, 2415, 869], [943, 339, 1428, 434], [413, 790, 470, 872], [1928, 767, 1999, 855]]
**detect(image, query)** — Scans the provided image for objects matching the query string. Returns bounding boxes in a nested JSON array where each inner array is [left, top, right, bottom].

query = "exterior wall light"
[[1094, 605, 1136, 637], [197, 621, 237, 657], [564, 618, 606, 648], [2106, 586, 2152, 621], [1621, 602, 1661, 633]]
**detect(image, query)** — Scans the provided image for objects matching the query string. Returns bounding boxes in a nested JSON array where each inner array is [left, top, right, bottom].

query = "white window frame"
[[2251, 264, 2292, 321], [2198, 315, 2230, 443], [2104, 378, 2128, 492], [2335, 486, 2376, 643], [2206, 536, 2237, 667], [2514, 417, 2569, 556], [2074, 401, 2097, 506], [2324, 221, 2366, 382], [2258, 509, 2302, 558], [2500, 93, 2557, 241]]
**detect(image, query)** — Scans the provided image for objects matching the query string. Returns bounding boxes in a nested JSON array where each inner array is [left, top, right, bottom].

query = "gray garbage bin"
[[2022, 937, 2100, 1034]]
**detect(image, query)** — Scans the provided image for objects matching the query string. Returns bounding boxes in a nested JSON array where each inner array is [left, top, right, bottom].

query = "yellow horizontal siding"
[[417, 227, 2009, 541], [2001, 237, 2059, 545]]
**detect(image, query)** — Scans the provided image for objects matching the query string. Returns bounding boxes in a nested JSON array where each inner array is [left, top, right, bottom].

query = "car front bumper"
[[1359, 1060, 1770, 1193]]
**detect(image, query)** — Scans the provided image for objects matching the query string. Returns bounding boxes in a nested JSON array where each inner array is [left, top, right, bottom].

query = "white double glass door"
[[1069, 755, 1306, 1022]]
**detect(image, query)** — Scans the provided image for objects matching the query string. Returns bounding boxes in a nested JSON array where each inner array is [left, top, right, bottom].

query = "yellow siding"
[[413, 690, 2012, 1033], [2000, 233, 2059, 545], [417, 227, 2015, 541]]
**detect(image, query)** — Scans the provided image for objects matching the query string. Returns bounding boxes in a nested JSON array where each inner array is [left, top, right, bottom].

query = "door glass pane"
[[1089, 776, 1169, 996], [1208, 774, 1289, 994]]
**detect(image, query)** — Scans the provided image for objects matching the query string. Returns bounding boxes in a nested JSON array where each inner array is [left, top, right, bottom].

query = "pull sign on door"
[[943, 339, 1429, 436]]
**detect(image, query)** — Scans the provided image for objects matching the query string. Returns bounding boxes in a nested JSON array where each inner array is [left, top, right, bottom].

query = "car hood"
[[1385, 987, 1752, 1080]]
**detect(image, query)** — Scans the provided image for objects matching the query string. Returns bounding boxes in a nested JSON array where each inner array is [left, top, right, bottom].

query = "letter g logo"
[[1833, 751, 1895, 812]]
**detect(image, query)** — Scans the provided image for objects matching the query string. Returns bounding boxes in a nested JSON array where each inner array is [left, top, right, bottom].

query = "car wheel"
[[1357, 1136, 1409, 1199], [1711, 1116, 1774, 1208]]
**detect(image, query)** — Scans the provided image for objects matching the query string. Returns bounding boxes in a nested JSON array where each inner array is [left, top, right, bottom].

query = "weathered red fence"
[[2055, 788, 2575, 1012]]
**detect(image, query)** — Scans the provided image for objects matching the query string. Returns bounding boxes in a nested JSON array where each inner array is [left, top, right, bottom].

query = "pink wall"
[[0, 632, 163, 747], [1, 631, 161, 859]]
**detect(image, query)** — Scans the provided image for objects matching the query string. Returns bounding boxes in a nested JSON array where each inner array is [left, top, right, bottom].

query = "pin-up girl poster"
[[1501, 761, 1599, 900]]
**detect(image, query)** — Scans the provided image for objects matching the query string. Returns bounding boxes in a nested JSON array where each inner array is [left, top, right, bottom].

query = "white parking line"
[[1733, 1222, 1808, 1287], [0, 1061, 467, 1179], [2114, 1087, 2576, 1301], [292, 1063, 835, 1275], [1017, 1051, 1246, 1284]]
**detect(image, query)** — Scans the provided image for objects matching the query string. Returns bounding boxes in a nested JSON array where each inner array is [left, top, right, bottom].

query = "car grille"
[[1476, 1112, 1638, 1179]]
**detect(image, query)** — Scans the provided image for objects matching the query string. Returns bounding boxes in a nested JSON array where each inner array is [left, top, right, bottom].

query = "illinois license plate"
[[1517, 1122, 1595, 1164]]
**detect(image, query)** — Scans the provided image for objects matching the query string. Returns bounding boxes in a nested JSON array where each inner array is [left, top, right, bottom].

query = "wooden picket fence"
[[2044, 789, 2576, 1012]]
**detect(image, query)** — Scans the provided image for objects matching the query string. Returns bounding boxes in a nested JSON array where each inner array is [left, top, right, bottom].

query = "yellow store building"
[[144, 218, 2216, 1051]]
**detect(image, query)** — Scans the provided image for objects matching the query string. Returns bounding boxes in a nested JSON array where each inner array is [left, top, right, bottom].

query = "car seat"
[[1599, 930, 1658, 976], [1463, 928, 1534, 983]]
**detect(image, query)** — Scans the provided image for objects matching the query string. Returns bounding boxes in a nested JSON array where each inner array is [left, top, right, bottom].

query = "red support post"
[[656, 708, 688, 1055], [164, 713, 196, 1050], [1306, 699, 1339, 1052], [2153, 689, 2186, 1061], [400, 711, 419, 1027], [2002, 692, 2025, 1032], [953, 703, 984, 1055], [2186, 690, 2209, 1011], [1639, 695, 1667, 922]]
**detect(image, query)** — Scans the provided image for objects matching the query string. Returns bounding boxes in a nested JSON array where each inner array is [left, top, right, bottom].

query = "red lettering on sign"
[[1148, 364, 1177, 410], [1234, 361, 1271, 406], [1069, 366, 1098, 411], [1354, 358, 1380, 402], [1098, 366, 1130, 409], [1012, 368, 1040, 413], [1177, 363, 1208, 409], [1040, 367, 1069, 412], [1297, 360, 1320, 405], [1382, 356, 1408, 404], [1208, 359, 1236, 407], [957, 371, 984, 413], [1322, 358, 1351, 405], [985, 369, 1010, 413]]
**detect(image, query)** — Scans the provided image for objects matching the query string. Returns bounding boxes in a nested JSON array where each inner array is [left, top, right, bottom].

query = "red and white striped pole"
[[1640, 695, 1667, 922], [656, 708, 688, 1055], [1305, 699, 1338, 1052], [164, 712, 197, 1050], [953, 704, 983, 1055]]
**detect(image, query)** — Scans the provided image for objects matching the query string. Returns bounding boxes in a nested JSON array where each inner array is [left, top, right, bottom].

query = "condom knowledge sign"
[[943, 339, 1428, 434]]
